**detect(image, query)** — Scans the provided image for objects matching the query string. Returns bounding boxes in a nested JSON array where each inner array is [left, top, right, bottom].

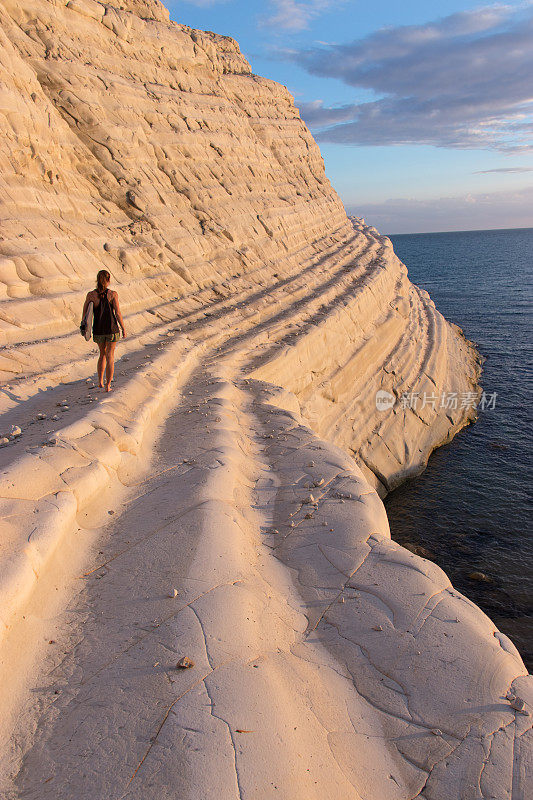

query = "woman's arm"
[[112, 292, 126, 337]]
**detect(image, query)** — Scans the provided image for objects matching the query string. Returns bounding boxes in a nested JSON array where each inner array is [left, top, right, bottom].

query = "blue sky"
[[167, 1, 533, 233]]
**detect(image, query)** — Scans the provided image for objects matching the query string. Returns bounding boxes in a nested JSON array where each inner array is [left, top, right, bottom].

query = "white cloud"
[[298, 99, 358, 126], [180, 0, 230, 7], [261, 1, 339, 32], [347, 185, 533, 234], [474, 167, 533, 174], [292, 5, 533, 151]]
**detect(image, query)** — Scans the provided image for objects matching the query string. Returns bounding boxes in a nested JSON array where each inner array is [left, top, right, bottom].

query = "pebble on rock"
[[177, 657, 194, 669], [509, 696, 527, 713], [10, 425, 22, 437]]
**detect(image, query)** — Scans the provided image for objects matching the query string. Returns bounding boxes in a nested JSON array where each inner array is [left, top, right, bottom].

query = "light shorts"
[[93, 332, 120, 344]]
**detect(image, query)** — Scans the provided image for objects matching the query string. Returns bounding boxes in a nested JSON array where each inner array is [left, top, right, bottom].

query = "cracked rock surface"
[[0, 2, 530, 798], [1, 341, 531, 798]]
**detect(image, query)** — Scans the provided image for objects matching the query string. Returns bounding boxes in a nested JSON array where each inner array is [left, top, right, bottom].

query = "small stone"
[[176, 657, 194, 669], [169, 589, 178, 598], [431, 729, 443, 736], [307, 461, 315, 467], [0, 437, 9, 446], [468, 571, 491, 582], [510, 696, 526, 713], [289, 521, 295, 527], [51, 414, 59, 421], [108, 510, 115, 515], [60, 406, 69, 412], [372, 625, 383, 631], [36, 413, 47, 420], [304, 494, 315, 504], [10, 425, 22, 437], [314, 478, 324, 487]]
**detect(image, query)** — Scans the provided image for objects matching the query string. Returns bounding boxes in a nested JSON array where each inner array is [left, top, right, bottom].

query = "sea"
[[386, 227, 533, 671]]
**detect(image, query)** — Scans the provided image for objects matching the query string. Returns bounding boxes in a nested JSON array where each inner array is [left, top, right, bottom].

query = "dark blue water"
[[386, 228, 533, 670]]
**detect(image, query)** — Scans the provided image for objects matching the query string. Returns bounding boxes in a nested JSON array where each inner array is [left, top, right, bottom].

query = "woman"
[[82, 270, 126, 391]]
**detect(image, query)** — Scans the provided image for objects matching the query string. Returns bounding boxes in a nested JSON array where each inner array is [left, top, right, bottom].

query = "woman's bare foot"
[[105, 384, 112, 392], [98, 382, 104, 389]]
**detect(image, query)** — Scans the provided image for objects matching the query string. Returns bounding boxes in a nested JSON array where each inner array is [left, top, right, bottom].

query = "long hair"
[[96, 270, 110, 294]]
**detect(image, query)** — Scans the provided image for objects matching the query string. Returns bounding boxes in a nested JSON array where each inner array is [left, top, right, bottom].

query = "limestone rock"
[[176, 656, 194, 669], [0, 0, 478, 500], [468, 571, 491, 582], [0, 4, 514, 798]]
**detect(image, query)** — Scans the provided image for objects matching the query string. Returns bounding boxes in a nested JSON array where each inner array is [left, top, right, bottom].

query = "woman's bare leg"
[[97, 342, 106, 388], [104, 341, 117, 391]]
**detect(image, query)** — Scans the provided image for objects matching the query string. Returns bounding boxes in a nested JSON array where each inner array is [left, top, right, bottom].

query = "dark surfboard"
[[80, 301, 93, 341]]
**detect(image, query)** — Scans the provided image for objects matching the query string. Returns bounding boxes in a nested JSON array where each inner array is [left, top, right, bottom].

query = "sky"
[[167, 1, 533, 233]]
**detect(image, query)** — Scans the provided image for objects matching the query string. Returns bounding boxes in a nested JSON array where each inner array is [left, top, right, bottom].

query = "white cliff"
[[0, 2, 530, 798]]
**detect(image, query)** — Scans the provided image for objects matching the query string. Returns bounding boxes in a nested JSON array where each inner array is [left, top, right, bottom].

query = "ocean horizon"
[[386, 225, 533, 237]]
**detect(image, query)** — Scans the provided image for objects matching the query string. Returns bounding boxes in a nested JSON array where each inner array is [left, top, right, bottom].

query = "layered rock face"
[[1, 3, 531, 799], [0, 0, 478, 492]]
